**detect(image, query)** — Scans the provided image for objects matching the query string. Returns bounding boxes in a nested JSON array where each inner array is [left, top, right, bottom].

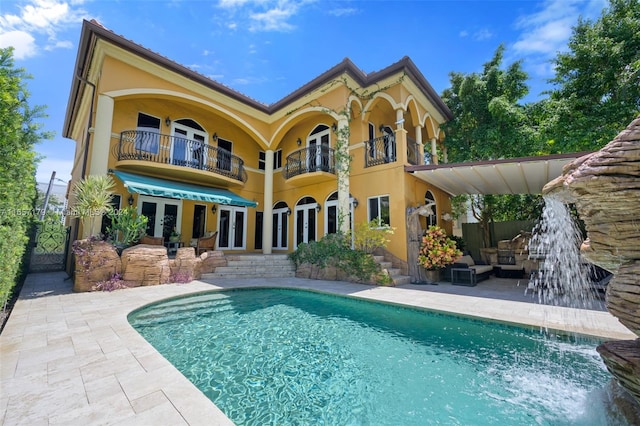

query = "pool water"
[[129, 288, 619, 425]]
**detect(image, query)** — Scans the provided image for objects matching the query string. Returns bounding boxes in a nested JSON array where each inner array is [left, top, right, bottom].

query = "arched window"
[[425, 191, 437, 227]]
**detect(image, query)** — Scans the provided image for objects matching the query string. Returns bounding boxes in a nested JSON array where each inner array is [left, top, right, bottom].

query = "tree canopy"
[[441, 44, 538, 163], [545, 0, 640, 152]]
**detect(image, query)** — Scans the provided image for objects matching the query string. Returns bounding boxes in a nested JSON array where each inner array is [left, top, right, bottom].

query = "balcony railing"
[[284, 146, 336, 179], [116, 130, 247, 182], [365, 135, 396, 167]]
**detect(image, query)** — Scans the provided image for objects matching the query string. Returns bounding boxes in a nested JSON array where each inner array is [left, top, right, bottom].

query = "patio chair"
[[140, 235, 164, 246], [196, 231, 218, 255]]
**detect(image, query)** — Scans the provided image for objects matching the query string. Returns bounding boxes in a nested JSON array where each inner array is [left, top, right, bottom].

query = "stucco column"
[[262, 149, 274, 254], [90, 94, 114, 176], [336, 118, 351, 234], [431, 137, 438, 165], [395, 109, 408, 165], [415, 125, 424, 165]]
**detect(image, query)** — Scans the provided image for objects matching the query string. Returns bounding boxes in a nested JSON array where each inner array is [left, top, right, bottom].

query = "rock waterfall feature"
[[543, 116, 640, 404]]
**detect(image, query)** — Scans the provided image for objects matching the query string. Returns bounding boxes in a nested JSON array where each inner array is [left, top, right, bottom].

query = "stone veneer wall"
[[543, 115, 640, 405]]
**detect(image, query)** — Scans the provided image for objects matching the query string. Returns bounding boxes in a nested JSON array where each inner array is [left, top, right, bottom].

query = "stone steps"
[[201, 254, 296, 279], [373, 255, 411, 286]]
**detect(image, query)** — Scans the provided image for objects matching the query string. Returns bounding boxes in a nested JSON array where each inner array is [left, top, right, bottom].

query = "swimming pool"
[[129, 288, 619, 425]]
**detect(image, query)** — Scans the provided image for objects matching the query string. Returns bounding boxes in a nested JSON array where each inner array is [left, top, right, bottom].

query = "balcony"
[[365, 135, 396, 167], [284, 146, 336, 183], [114, 130, 247, 186], [364, 135, 422, 167]]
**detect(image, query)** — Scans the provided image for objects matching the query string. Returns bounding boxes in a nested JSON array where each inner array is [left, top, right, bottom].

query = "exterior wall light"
[[211, 204, 217, 214], [165, 116, 171, 126], [296, 138, 302, 146], [286, 207, 291, 216], [352, 198, 359, 208], [316, 204, 321, 213], [128, 194, 134, 206]]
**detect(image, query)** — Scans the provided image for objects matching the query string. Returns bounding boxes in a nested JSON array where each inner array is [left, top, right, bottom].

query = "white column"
[[336, 118, 351, 234], [90, 94, 114, 176], [262, 149, 274, 254], [431, 137, 438, 165], [415, 125, 424, 165]]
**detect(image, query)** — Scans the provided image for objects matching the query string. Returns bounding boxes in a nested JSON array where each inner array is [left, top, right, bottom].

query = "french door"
[[272, 206, 289, 250], [218, 206, 247, 250], [139, 196, 182, 241], [295, 203, 318, 246], [171, 122, 207, 168]]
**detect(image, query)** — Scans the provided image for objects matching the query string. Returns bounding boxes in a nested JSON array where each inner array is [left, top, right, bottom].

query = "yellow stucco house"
[[63, 19, 454, 275]]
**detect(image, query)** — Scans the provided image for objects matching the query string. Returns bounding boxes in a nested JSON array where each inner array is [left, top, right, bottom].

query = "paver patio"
[[0, 272, 634, 425]]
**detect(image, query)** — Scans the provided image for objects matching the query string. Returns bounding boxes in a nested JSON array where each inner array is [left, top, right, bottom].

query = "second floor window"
[[258, 149, 282, 170], [135, 113, 160, 154]]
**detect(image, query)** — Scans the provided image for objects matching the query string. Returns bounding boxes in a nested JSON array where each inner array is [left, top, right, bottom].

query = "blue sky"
[[0, 0, 607, 185]]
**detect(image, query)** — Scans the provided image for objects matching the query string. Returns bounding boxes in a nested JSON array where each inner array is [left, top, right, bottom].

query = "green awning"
[[111, 170, 257, 207]]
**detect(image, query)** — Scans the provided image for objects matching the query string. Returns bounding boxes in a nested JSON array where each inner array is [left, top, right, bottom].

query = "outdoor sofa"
[[450, 255, 494, 286]]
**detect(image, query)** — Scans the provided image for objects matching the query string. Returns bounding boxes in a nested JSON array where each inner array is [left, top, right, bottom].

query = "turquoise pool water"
[[129, 288, 618, 425]]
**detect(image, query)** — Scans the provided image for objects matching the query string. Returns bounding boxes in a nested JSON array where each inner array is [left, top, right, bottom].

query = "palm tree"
[[72, 175, 115, 237]]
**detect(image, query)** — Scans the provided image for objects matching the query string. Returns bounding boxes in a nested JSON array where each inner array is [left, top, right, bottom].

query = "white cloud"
[[215, 0, 314, 33], [328, 8, 358, 17], [512, 0, 606, 77], [513, 0, 605, 57], [0, 0, 88, 59], [457, 28, 493, 42], [0, 30, 36, 59]]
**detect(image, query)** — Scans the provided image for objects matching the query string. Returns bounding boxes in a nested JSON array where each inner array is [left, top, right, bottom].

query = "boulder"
[[200, 250, 227, 274], [73, 240, 121, 292], [120, 244, 171, 286]]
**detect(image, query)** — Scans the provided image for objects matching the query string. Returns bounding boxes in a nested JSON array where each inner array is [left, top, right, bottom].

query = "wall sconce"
[[331, 123, 337, 132], [379, 124, 385, 132], [286, 207, 291, 216], [128, 194, 134, 206], [296, 138, 302, 146], [211, 204, 217, 214], [165, 116, 171, 127], [352, 198, 359, 208], [212, 133, 218, 142], [316, 204, 321, 213], [441, 212, 453, 221]]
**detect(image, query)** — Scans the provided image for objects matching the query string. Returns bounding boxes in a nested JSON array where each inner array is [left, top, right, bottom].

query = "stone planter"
[[423, 268, 442, 284]]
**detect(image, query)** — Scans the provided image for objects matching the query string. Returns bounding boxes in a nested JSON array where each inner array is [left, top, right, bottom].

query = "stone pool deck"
[[1, 272, 635, 425]]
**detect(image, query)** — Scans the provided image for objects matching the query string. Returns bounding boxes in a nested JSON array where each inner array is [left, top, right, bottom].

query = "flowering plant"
[[418, 225, 463, 270]]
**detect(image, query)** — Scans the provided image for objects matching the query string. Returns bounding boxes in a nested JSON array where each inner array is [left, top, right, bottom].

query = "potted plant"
[[417, 225, 463, 283], [169, 229, 180, 242]]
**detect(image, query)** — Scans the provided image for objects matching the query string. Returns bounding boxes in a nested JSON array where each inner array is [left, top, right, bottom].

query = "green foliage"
[[441, 44, 539, 163], [72, 175, 115, 237], [288, 233, 390, 285], [106, 206, 148, 247], [350, 220, 394, 254], [0, 47, 51, 307], [545, 0, 640, 151]]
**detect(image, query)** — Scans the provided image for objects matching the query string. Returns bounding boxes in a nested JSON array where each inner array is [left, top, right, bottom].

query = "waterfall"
[[528, 195, 601, 309]]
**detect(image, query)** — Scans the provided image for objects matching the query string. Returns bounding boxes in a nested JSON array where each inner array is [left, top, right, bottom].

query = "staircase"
[[201, 254, 296, 279], [373, 255, 412, 286]]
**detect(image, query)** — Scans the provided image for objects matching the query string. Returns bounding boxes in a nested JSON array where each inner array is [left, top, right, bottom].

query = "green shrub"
[[288, 233, 392, 285], [350, 220, 394, 254]]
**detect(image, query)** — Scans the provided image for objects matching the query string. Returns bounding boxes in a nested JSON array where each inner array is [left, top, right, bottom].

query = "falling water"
[[528, 195, 601, 309]]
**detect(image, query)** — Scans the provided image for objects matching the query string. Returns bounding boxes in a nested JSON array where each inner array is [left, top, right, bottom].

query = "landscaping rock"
[[73, 240, 121, 292], [200, 250, 227, 274], [120, 245, 171, 286]]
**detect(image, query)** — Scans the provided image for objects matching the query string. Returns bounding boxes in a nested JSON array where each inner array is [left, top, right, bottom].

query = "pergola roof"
[[405, 152, 591, 196]]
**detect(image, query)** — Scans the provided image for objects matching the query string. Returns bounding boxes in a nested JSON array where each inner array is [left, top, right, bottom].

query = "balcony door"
[[272, 202, 289, 250], [307, 124, 330, 172], [171, 119, 207, 168], [381, 125, 396, 162], [139, 196, 182, 241], [217, 206, 247, 250], [295, 197, 318, 246]]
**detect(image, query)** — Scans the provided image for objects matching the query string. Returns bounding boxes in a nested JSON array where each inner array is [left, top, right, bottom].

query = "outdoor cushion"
[[470, 264, 493, 274], [458, 255, 475, 267]]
